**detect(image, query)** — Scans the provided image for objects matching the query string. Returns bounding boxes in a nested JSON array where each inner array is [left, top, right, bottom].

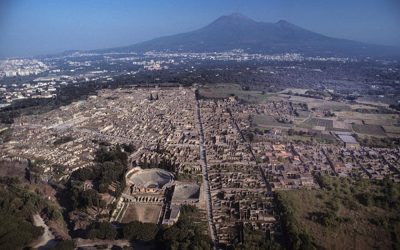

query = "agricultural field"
[[335, 111, 399, 127], [281, 94, 351, 111], [352, 124, 386, 136], [303, 118, 334, 131], [286, 132, 337, 144], [243, 89, 400, 146], [383, 125, 400, 136], [199, 83, 273, 103], [280, 93, 400, 139], [252, 114, 292, 129]]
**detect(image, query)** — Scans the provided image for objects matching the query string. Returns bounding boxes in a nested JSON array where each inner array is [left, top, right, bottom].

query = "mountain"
[[103, 13, 399, 57]]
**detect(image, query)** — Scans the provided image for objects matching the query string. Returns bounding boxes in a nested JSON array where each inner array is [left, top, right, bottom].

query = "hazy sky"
[[0, 0, 399, 57]]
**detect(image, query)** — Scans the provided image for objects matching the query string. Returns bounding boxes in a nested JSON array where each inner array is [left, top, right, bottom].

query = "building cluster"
[[0, 87, 201, 181], [320, 146, 400, 181], [0, 59, 49, 78], [0, 74, 93, 108], [143, 51, 352, 63], [229, 100, 400, 184], [199, 99, 277, 245], [0, 81, 59, 107], [0, 87, 399, 248]]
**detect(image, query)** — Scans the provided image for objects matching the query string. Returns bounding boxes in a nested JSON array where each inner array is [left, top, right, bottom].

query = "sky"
[[0, 0, 399, 57]]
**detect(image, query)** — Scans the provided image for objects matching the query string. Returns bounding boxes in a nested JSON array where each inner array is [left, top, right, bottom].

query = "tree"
[[50, 240, 75, 250], [87, 222, 117, 240], [0, 212, 43, 249], [158, 206, 212, 249], [123, 221, 158, 241], [80, 189, 100, 208], [356, 192, 372, 207]]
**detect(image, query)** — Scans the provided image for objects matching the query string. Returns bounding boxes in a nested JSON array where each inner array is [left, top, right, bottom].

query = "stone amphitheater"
[[126, 168, 174, 192], [111, 167, 200, 225]]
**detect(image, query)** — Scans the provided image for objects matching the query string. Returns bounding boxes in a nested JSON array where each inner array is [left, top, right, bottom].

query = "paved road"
[[196, 98, 218, 249]]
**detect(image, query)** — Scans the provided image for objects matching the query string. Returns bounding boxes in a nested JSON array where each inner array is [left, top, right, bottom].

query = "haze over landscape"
[[1, 0, 400, 57], [0, 1, 400, 250]]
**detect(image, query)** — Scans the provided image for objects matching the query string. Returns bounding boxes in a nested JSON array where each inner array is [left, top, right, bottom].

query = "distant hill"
[[101, 13, 399, 58]]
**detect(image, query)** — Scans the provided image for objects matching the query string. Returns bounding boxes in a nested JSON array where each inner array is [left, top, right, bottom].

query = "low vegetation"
[[354, 134, 400, 148], [276, 175, 400, 250]]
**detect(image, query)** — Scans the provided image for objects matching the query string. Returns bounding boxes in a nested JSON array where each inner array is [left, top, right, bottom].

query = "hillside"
[[103, 13, 399, 57]]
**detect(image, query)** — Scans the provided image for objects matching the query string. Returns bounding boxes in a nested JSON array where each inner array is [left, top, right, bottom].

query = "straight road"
[[195, 97, 218, 249]]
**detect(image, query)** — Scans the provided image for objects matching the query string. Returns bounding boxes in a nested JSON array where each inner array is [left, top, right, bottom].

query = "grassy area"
[[383, 125, 400, 135], [121, 204, 162, 224], [275, 176, 400, 250], [353, 124, 386, 136], [252, 114, 292, 129]]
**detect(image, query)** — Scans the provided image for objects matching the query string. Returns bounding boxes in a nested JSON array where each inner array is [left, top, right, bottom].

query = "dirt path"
[[30, 214, 56, 249]]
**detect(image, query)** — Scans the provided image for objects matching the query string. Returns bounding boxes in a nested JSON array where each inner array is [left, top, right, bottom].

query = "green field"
[[276, 176, 400, 250]]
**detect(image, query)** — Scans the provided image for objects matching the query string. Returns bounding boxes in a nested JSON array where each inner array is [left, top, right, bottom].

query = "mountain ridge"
[[98, 13, 399, 58]]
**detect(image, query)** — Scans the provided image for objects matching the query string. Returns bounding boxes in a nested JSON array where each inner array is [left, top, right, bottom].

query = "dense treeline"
[[0, 177, 64, 249], [80, 205, 212, 249], [87, 221, 118, 240], [158, 205, 212, 250], [0, 212, 43, 249], [64, 145, 129, 211], [123, 221, 158, 241]]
